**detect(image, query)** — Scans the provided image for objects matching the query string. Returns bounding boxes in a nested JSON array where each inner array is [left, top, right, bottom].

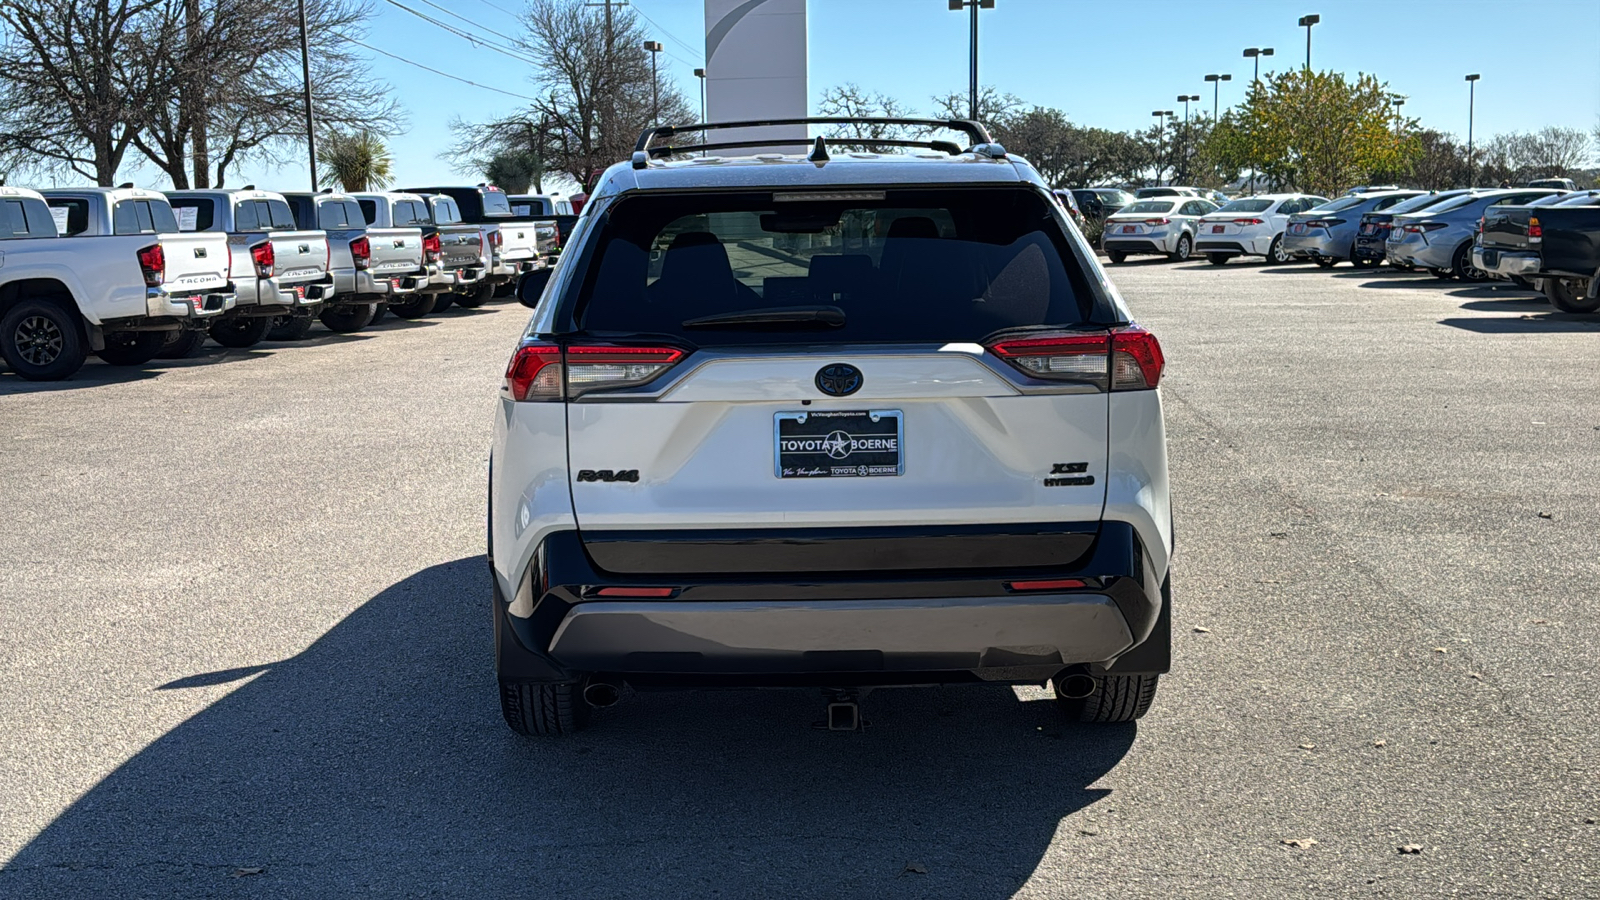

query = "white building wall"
[[703, 0, 808, 154]]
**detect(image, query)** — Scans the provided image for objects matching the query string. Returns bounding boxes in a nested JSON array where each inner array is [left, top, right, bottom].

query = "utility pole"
[[948, 0, 994, 121], [585, 0, 627, 170], [297, 0, 317, 190], [1465, 74, 1480, 187], [185, 0, 209, 188]]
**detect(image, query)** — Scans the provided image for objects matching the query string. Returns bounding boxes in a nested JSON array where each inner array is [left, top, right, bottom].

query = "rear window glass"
[[430, 197, 461, 224], [262, 199, 296, 231], [171, 198, 215, 231], [319, 201, 349, 229], [393, 200, 429, 226], [1308, 195, 1367, 213], [1555, 192, 1600, 207], [46, 198, 89, 235], [480, 190, 512, 216], [1216, 199, 1273, 214], [573, 188, 1095, 345], [1120, 201, 1175, 215], [1386, 192, 1454, 215], [1429, 194, 1484, 214]]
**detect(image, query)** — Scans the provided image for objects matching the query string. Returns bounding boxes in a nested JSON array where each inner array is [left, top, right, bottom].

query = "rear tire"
[[318, 303, 377, 334], [1058, 673, 1160, 723], [1206, 253, 1230, 266], [431, 292, 455, 314], [1167, 234, 1192, 262], [370, 303, 388, 324], [1451, 242, 1487, 282], [499, 680, 591, 736], [156, 328, 209, 359], [1265, 234, 1290, 264], [386, 294, 438, 319], [209, 315, 271, 348], [267, 315, 314, 341], [1105, 250, 1127, 265], [1545, 277, 1600, 314], [94, 331, 165, 366], [0, 298, 86, 380], [453, 282, 495, 308]]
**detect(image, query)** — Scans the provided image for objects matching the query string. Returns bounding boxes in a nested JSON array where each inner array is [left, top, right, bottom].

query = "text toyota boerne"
[[488, 117, 1173, 734]]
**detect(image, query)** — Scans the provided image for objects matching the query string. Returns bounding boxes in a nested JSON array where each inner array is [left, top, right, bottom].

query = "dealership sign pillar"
[[704, 0, 808, 153]]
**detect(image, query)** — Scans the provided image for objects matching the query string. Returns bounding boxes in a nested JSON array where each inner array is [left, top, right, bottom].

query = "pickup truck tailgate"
[[365, 226, 424, 276], [493, 219, 539, 262], [158, 232, 231, 291], [269, 230, 330, 284], [436, 224, 483, 270], [1481, 208, 1535, 252]]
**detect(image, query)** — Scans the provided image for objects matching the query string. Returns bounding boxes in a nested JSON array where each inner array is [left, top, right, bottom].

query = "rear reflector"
[[504, 343, 685, 401], [595, 587, 675, 597], [1006, 579, 1088, 592]]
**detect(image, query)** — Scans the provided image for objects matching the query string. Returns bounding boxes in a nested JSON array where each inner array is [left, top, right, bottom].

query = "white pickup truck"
[[403, 184, 542, 305], [285, 190, 426, 334], [166, 188, 334, 348], [0, 187, 233, 379], [351, 192, 445, 318]]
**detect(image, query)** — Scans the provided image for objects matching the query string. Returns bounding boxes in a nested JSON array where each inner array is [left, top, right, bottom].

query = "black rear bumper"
[[494, 522, 1170, 687]]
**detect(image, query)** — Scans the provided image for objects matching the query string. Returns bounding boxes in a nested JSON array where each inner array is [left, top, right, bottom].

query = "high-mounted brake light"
[[504, 343, 686, 401], [1528, 216, 1542, 243], [136, 244, 164, 287], [350, 235, 371, 270], [422, 232, 442, 263], [250, 241, 275, 278]]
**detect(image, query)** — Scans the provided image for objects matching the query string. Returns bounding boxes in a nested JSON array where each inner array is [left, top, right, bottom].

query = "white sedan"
[[1100, 197, 1219, 263], [1194, 193, 1329, 265]]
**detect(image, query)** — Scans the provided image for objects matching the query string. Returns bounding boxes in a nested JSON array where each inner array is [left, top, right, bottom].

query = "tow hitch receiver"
[[816, 688, 865, 732]]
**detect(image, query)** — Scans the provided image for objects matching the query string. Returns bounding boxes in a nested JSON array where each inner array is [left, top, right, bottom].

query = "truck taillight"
[[489, 230, 503, 249], [1528, 216, 1542, 243], [251, 241, 275, 278], [136, 244, 164, 287], [986, 326, 1163, 391], [423, 232, 441, 263], [504, 343, 686, 402], [350, 235, 371, 269]]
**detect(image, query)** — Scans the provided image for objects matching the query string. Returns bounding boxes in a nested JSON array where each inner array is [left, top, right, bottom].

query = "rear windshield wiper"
[[681, 305, 846, 330]]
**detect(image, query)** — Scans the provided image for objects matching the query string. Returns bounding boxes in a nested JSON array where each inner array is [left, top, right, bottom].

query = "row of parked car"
[[0, 183, 579, 380], [1057, 183, 1600, 313]]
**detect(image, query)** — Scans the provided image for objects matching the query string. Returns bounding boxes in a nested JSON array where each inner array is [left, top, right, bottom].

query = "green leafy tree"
[[317, 129, 393, 192], [1217, 69, 1414, 196], [484, 148, 542, 194]]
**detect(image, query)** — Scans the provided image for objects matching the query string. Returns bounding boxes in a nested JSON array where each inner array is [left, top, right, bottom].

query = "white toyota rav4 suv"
[[488, 119, 1173, 734]]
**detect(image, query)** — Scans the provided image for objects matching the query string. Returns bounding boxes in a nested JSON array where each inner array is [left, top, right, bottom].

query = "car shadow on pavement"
[[0, 345, 296, 394], [1438, 314, 1600, 333], [2, 557, 1135, 898], [1353, 277, 1464, 290]]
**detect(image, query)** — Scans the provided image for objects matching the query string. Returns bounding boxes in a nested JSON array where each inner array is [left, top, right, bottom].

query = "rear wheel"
[[0, 299, 86, 380], [1168, 234, 1192, 262], [1451, 242, 1487, 282], [156, 328, 209, 359], [1206, 253, 1230, 266], [1057, 672, 1160, 723], [453, 282, 495, 308], [1545, 276, 1600, 314], [386, 294, 438, 319], [267, 315, 315, 341], [1105, 250, 1127, 265], [318, 303, 377, 333], [370, 303, 388, 325], [1265, 234, 1290, 264], [209, 315, 271, 348], [94, 331, 165, 366], [499, 680, 590, 736]]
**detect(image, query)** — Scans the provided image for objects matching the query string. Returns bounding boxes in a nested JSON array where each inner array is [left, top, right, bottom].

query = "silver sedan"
[[1283, 190, 1423, 267], [1101, 197, 1219, 263]]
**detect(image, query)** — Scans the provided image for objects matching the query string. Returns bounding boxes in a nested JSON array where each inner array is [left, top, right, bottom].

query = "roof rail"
[[639, 136, 967, 163], [634, 117, 994, 154]]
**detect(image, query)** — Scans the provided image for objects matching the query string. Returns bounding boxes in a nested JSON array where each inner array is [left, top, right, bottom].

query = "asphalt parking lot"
[[2, 262, 1597, 898]]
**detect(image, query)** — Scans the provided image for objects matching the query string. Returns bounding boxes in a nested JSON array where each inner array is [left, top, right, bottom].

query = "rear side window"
[[171, 198, 215, 231], [1, 200, 35, 238], [46, 199, 90, 235], [573, 188, 1097, 346]]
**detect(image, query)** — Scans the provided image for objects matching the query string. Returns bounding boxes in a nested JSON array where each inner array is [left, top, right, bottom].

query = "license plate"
[[1121, 225, 1135, 234], [1212, 225, 1224, 234], [775, 410, 903, 478]]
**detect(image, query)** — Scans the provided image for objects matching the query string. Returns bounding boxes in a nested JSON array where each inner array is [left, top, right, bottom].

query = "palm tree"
[[317, 130, 394, 192]]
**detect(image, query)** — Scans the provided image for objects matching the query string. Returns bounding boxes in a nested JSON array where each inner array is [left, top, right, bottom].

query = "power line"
[[468, 0, 522, 21], [379, 0, 542, 67], [631, 4, 701, 59], [352, 38, 538, 101]]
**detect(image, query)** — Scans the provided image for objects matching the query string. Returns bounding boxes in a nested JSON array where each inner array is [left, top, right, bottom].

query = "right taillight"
[[136, 244, 164, 287], [250, 241, 275, 278], [1528, 217, 1542, 242], [986, 328, 1162, 391], [423, 232, 441, 262], [1233, 218, 1264, 225], [504, 343, 686, 402], [350, 235, 371, 269], [1110, 325, 1164, 390]]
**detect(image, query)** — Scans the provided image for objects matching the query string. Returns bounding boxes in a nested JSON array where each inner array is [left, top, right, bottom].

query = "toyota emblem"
[[815, 363, 862, 397]]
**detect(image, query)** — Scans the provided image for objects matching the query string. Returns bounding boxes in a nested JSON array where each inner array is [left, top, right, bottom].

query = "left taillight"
[[422, 232, 441, 263], [350, 235, 371, 269], [137, 244, 164, 287], [985, 326, 1163, 392], [504, 343, 686, 402]]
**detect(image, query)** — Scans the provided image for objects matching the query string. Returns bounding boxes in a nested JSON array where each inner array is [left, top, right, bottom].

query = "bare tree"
[[0, 0, 176, 185], [815, 83, 924, 151], [451, 0, 691, 191], [130, 0, 401, 188], [930, 86, 1024, 133]]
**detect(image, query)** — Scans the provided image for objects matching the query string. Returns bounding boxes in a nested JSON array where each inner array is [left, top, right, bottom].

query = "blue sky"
[[222, 0, 1600, 191]]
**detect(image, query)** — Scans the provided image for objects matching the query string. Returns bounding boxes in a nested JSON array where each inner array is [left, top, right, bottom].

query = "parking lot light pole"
[[948, 0, 994, 121], [1243, 47, 1274, 85], [1465, 74, 1481, 187], [1151, 110, 1172, 185], [1203, 74, 1231, 122], [1298, 15, 1319, 70], [693, 68, 706, 122], [642, 41, 662, 125], [1390, 96, 1405, 138]]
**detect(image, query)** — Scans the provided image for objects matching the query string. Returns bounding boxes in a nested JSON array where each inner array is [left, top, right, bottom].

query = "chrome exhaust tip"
[[1055, 671, 1098, 700], [582, 680, 622, 709]]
